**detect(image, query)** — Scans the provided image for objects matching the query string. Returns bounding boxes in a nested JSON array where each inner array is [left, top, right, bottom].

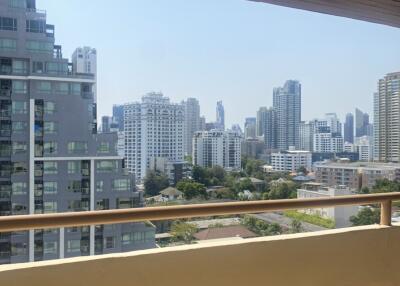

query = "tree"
[[358, 187, 370, 194], [192, 165, 210, 186], [296, 166, 308, 175], [268, 181, 297, 200], [144, 170, 169, 197], [238, 178, 256, 192], [350, 208, 380, 226], [290, 219, 303, 233], [241, 215, 282, 236], [372, 179, 400, 193], [176, 179, 207, 200], [170, 221, 197, 243]]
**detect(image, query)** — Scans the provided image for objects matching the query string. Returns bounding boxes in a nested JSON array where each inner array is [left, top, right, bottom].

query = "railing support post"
[[380, 200, 392, 226]]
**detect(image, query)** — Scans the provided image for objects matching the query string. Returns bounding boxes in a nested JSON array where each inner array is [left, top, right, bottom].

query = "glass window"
[[34, 182, 43, 196], [95, 199, 109, 210], [70, 83, 81, 95], [11, 182, 27, 195], [12, 203, 27, 215], [104, 237, 115, 249], [0, 17, 17, 31], [96, 160, 118, 173], [67, 161, 80, 174], [12, 141, 27, 154], [26, 40, 53, 53], [67, 240, 80, 253], [44, 122, 57, 134], [46, 62, 68, 75], [11, 242, 27, 256], [9, 0, 27, 8], [44, 242, 58, 255], [12, 101, 27, 114], [26, 19, 45, 33], [32, 61, 44, 73], [112, 179, 130, 192], [12, 162, 27, 174], [44, 101, 56, 115], [117, 198, 133, 209], [66, 181, 81, 193], [12, 60, 28, 74], [43, 201, 57, 213], [12, 121, 27, 133], [0, 38, 16, 51], [37, 81, 51, 93], [43, 142, 57, 155], [12, 81, 27, 93], [55, 82, 69, 94], [44, 182, 57, 194], [96, 180, 103, 192], [43, 161, 57, 175], [68, 141, 88, 154], [97, 142, 110, 153]]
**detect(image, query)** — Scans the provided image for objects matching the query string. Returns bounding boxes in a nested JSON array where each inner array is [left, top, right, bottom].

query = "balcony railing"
[[0, 192, 399, 232]]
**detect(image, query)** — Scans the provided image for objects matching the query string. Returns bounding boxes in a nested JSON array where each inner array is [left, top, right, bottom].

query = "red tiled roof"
[[194, 225, 257, 240]]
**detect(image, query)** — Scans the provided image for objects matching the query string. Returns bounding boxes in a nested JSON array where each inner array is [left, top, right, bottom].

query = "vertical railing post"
[[380, 200, 392, 226]]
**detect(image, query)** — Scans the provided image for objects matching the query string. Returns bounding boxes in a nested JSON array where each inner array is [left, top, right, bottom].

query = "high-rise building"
[[273, 80, 301, 150], [216, 101, 225, 130], [231, 124, 243, 136], [244, 117, 256, 139], [263, 107, 277, 150], [0, 0, 154, 264], [193, 130, 241, 170], [182, 98, 201, 156], [374, 72, 400, 162], [124, 93, 185, 181], [325, 113, 342, 135], [100, 116, 118, 133], [355, 108, 371, 138], [299, 121, 313, 151], [344, 113, 354, 143], [71, 47, 97, 101], [256, 107, 268, 137], [199, 116, 206, 131], [313, 127, 344, 153], [112, 105, 124, 131]]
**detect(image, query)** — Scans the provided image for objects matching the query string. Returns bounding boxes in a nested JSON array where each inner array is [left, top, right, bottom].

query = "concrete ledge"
[[1, 225, 400, 286]]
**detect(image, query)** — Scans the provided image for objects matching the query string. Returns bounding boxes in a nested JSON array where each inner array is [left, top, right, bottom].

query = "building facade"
[[124, 93, 184, 181], [313, 126, 344, 153], [256, 107, 267, 137], [270, 150, 312, 172], [273, 80, 301, 150], [182, 98, 200, 156], [193, 130, 242, 171], [0, 0, 154, 265], [216, 101, 225, 130], [374, 72, 400, 162], [344, 113, 354, 143], [244, 117, 256, 139]]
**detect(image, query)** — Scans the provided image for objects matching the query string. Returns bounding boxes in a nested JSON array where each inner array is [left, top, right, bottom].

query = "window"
[[67, 199, 89, 211], [70, 83, 81, 95], [0, 17, 17, 31], [36, 81, 51, 94], [0, 38, 16, 51], [12, 101, 27, 114], [117, 198, 134, 209], [67, 161, 80, 174], [96, 160, 118, 173], [43, 182, 57, 194], [44, 242, 57, 255], [97, 142, 110, 153], [26, 19, 45, 33], [112, 179, 130, 192], [96, 199, 109, 210], [66, 181, 81, 193], [11, 242, 27, 256], [12, 203, 27, 215], [43, 161, 57, 175], [32, 61, 44, 73], [12, 162, 27, 175], [9, 0, 27, 8], [11, 182, 27, 195], [12, 60, 28, 74], [104, 237, 115, 249], [34, 183, 43, 196], [44, 101, 56, 115], [67, 240, 80, 253], [12, 141, 27, 154], [43, 142, 57, 155], [44, 122, 57, 134], [26, 40, 53, 53], [96, 180, 103, 192], [46, 62, 68, 75], [12, 81, 27, 93], [55, 82, 69, 94], [68, 141, 88, 154], [43, 201, 57, 213]]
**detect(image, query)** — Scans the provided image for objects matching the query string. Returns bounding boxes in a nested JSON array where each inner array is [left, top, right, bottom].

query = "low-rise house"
[[160, 187, 183, 201], [194, 226, 257, 241], [239, 177, 266, 192]]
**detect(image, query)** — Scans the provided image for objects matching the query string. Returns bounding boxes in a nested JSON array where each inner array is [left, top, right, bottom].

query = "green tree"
[[192, 165, 210, 186], [176, 179, 208, 200], [350, 208, 380, 226], [372, 179, 400, 193], [170, 221, 197, 243], [268, 181, 297, 200], [290, 219, 303, 233], [358, 186, 370, 194], [144, 170, 170, 197], [238, 178, 256, 192], [241, 215, 282, 236], [296, 166, 308, 175]]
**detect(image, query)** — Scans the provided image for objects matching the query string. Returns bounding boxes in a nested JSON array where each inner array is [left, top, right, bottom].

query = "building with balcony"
[[270, 150, 312, 172], [0, 0, 155, 264]]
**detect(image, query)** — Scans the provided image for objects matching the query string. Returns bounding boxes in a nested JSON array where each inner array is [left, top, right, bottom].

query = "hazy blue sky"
[[39, 0, 400, 128]]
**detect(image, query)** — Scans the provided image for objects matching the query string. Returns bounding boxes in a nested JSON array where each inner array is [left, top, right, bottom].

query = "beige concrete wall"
[[1, 224, 400, 286]]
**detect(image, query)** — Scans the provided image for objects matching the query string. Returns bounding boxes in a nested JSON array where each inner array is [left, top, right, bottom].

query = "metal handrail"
[[0, 192, 399, 232]]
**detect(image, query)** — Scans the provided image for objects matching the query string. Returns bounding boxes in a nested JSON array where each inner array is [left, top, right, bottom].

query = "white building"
[[193, 130, 242, 170], [344, 136, 373, 161], [270, 150, 312, 172], [313, 126, 343, 153], [297, 183, 358, 228], [182, 98, 201, 156], [124, 92, 185, 181], [72, 47, 97, 100], [299, 121, 313, 151]]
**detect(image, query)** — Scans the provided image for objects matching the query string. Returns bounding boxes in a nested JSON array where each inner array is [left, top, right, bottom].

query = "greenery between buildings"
[[144, 170, 169, 197], [284, 210, 335, 229], [241, 215, 282, 236], [170, 221, 198, 244], [350, 207, 380, 226]]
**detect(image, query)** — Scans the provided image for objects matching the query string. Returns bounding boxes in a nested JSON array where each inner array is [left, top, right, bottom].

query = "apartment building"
[[270, 150, 312, 172]]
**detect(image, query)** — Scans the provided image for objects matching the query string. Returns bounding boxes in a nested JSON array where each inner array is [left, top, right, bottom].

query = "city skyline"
[[38, 0, 400, 127]]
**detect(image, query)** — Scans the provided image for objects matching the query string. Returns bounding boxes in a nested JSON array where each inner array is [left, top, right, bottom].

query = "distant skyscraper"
[[244, 117, 257, 139], [374, 72, 400, 162], [355, 108, 371, 138], [299, 121, 313, 151], [124, 93, 185, 181], [256, 107, 268, 137], [216, 101, 225, 130], [199, 116, 206, 131], [344, 113, 354, 143], [325, 113, 342, 135], [112, 104, 124, 131], [263, 108, 277, 150], [182, 98, 201, 155], [231, 124, 243, 136], [273, 80, 301, 150], [313, 126, 344, 153], [100, 116, 119, 133]]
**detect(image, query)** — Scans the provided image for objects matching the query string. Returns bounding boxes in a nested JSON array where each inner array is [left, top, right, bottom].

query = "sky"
[[38, 0, 400, 128]]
